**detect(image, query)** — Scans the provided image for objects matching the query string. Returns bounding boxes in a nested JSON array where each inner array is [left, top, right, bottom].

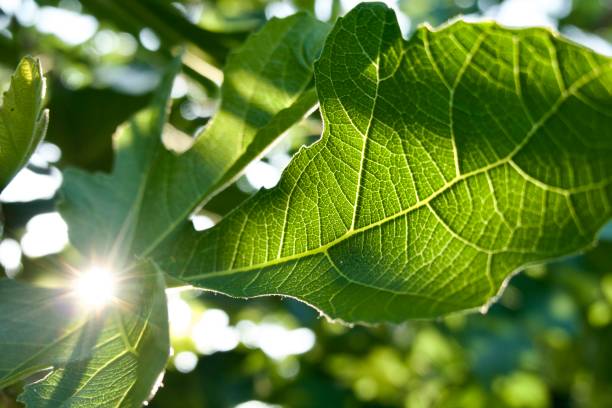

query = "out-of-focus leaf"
[[133, 13, 328, 257], [62, 14, 329, 261], [0, 263, 168, 408], [157, 4, 612, 323], [64, 14, 328, 264], [0, 57, 48, 190], [560, 0, 612, 33], [60, 59, 177, 263]]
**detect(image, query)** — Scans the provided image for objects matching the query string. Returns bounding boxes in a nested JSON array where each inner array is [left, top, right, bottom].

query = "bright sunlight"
[[73, 266, 116, 309]]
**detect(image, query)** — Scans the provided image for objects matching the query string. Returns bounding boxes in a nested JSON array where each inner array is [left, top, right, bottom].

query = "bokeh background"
[[1, 0, 611, 407]]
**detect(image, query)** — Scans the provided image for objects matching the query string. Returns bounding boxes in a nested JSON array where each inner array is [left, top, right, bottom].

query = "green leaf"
[[132, 14, 329, 257], [50, 57, 179, 407], [53, 14, 328, 406], [59, 58, 178, 263], [156, 4, 612, 323], [61, 13, 329, 261], [0, 282, 83, 388], [0, 56, 48, 190], [0, 263, 169, 407], [61, 13, 328, 265]]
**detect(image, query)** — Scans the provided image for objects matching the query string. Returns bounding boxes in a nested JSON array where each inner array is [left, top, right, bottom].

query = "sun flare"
[[73, 266, 116, 309]]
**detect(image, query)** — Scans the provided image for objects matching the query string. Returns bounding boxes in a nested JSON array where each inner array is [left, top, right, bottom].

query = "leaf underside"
[[157, 3, 612, 323]]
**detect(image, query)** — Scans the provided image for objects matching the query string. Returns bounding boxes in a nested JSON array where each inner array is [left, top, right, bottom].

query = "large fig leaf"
[[156, 3, 612, 323]]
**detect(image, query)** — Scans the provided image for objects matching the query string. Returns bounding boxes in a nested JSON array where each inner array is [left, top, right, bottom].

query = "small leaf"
[[0, 263, 168, 408], [0, 56, 48, 190], [156, 4, 612, 323]]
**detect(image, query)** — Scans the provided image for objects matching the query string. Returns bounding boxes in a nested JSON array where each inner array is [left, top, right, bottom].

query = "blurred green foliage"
[[1, 0, 611, 407], [145, 239, 612, 408]]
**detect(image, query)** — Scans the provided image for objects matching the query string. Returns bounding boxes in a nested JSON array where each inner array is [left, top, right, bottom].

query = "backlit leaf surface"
[[157, 3, 612, 323]]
